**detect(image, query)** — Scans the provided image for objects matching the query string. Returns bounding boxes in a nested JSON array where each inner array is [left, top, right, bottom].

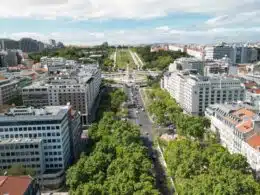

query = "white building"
[[168, 57, 204, 75], [205, 103, 260, 177], [186, 48, 204, 60], [168, 44, 184, 52], [204, 56, 233, 76], [162, 72, 245, 115], [0, 105, 82, 188], [245, 89, 260, 109]]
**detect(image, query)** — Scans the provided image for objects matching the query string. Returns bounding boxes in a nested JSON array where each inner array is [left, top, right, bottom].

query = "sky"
[[0, 0, 260, 45]]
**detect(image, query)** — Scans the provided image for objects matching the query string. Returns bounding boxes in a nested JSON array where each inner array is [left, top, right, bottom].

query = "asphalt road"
[[123, 84, 173, 195]]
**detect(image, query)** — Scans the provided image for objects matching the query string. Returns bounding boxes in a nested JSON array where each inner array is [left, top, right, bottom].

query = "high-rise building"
[[0, 105, 82, 187], [19, 38, 39, 53], [49, 39, 56, 48], [162, 71, 245, 115]]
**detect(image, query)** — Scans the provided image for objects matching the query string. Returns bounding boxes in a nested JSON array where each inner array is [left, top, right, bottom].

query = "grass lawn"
[[116, 49, 136, 70]]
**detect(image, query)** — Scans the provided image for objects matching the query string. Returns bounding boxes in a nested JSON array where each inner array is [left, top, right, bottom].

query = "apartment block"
[[22, 65, 101, 125], [0, 105, 82, 187], [0, 78, 19, 105], [162, 71, 245, 115], [205, 103, 260, 177]]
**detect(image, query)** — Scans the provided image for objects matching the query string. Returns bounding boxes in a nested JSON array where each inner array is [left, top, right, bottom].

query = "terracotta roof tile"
[[0, 176, 32, 195], [247, 134, 260, 149], [236, 119, 253, 133]]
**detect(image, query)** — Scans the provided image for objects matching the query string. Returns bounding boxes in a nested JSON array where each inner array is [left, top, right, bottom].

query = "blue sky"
[[0, 0, 260, 45]]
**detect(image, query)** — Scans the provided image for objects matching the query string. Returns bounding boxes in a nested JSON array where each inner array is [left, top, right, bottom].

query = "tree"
[[5, 164, 36, 176]]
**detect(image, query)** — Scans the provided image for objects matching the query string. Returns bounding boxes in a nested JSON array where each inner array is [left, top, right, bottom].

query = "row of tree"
[[146, 87, 260, 193], [135, 46, 188, 70], [164, 139, 260, 194], [147, 88, 210, 139], [66, 88, 159, 194]]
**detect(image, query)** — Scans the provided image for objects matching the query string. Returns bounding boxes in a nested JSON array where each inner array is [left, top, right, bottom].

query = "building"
[[49, 39, 56, 48], [205, 103, 260, 177], [5, 50, 18, 66], [168, 57, 204, 75], [0, 138, 44, 174], [0, 175, 40, 195], [150, 44, 169, 52], [204, 56, 233, 76], [204, 43, 258, 64], [162, 71, 245, 115], [0, 39, 19, 50], [0, 78, 19, 105], [20, 38, 39, 53], [186, 47, 204, 60], [22, 65, 101, 125], [168, 44, 184, 52], [0, 105, 82, 187], [245, 89, 260, 109]]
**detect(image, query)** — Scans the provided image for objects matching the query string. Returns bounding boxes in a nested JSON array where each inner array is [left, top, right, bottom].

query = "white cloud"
[[205, 11, 260, 27], [2, 26, 260, 45], [156, 26, 170, 31], [0, 0, 259, 20]]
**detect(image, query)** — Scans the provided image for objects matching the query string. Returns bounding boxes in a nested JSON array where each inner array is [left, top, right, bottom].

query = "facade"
[[0, 78, 18, 105], [205, 103, 260, 177], [204, 56, 232, 76], [0, 176, 40, 195], [204, 43, 258, 64], [20, 38, 39, 53], [5, 50, 18, 66], [0, 106, 82, 187], [22, 65, 101, 125], [245, 89, 260, 109], [162, 71, 245, 115], [168, 44, 184, 52], [168, 57, 204, 74], [0, 138, 44, 174], [186, 48, 204, 60]]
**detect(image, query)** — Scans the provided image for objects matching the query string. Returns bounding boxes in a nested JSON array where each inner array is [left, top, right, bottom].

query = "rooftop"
[[0, 106, 70, 123], [247, 134, 260, 149], [0, 176, 33, 195]]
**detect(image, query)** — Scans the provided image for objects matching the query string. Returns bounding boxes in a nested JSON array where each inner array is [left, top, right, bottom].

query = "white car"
[[136, 110, 139, 114]]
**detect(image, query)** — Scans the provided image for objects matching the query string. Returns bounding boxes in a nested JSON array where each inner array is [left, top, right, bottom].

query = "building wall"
[[0, 139, 44, 174], [0, 116, 71, 171], [163, 73, 245, 115], [0, 79, 18, 105]]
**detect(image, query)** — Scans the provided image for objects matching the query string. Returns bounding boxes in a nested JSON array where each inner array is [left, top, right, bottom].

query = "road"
[[123, 83, 173, 195]]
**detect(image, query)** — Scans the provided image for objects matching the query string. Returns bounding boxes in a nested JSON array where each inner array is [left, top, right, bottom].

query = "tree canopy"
[[164, 139, 260, 194], [66, 87, 159, 195], [135, 46, 188, 70]]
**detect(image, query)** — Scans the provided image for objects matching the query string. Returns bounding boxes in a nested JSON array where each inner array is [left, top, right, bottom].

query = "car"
[[136, 110, 139, 114], [145, 132, 149, 135], [142, 108, 145, 111], [139, 124, 142, 126]]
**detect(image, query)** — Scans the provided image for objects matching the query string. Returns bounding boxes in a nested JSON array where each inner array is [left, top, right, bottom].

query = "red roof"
[[0, 176, 32, 195], [248, 89, 260, 94], [247, 134, 260, 149]]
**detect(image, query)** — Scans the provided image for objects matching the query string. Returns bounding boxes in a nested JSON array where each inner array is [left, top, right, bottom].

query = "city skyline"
[[0, 0, 260, 45]]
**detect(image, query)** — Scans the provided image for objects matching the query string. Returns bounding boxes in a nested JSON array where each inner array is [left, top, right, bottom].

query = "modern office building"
[[0, 78, 19, 105], [0, 175, 40, 195], [168, 57, 204, 75], [20, 38, 39, 53], [0, 105, 82, 187], [204, 43, 258, 64], [162, 71, 245, 115], [22, 65, 101, 125], [205, 103, 260, 177], [0, 138, 44, 174]]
